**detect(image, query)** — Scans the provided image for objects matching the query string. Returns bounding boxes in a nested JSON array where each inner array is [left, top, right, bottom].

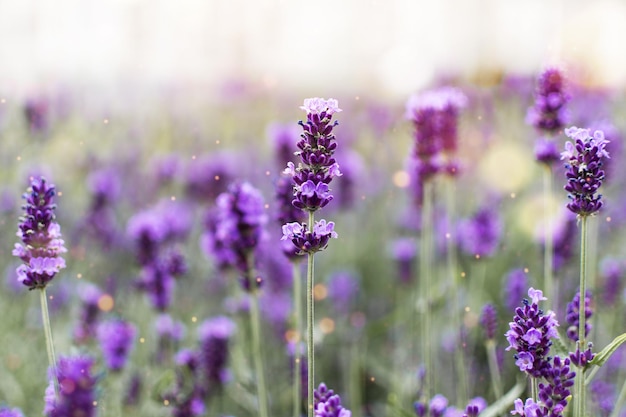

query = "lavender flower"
[[313, 383, 351, 417], [0, 407, 24, 417], [123, 372, 143, 407], [24, 96, 49, 133], [281, 220, 338, 254], [414, 394, 449, 417], [480, 303, 498, 340], [511, 356, 575, 417], [136, 263, 176, 311], [526, 68, 570, 134], [163, 349, 205, 417], [327, 270, 359, 315], [550, 210, 577, 271], [457, 205, 502, 258], [561, 127, 609, 216], [97, 318, 137, 371], [198, 316, 236, 396], [155, 313, 186, 364], [201, 181, 267, 286], [13, 177, 67, 290], [44, 355, 98, 417], [505, 288, 559, 378], [267, 122, 301, 168], [388, 237, 417, 285], [184, 152, 235, 202], [284, 98, 342, 213], [534, 137, 561, 165], [565, 290, 592, 342], [599, 258, 623, 306]]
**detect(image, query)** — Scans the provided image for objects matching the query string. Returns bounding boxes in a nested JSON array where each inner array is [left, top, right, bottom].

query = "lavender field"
[[1, 68, 625, 417], [2, 3, 626, 416]]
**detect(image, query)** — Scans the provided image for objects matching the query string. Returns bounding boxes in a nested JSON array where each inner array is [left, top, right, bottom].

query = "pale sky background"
[[1, 0, 626, 99]]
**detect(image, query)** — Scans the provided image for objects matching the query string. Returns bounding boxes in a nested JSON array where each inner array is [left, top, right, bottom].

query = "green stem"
[[485, 340, 503, 401], [576, 215, 589, 417], [543, 164, 554, 304], [420, 179, 434, 399], [293, 261, 303, 417], [247, 254, 269, 417], [307, 210, 315, 417], [349, 341, 362, 417], [40, 287, 58, 397], [609, 376, 626, 417], [530, 377, 538, 403], [446, 176, 468, 406]]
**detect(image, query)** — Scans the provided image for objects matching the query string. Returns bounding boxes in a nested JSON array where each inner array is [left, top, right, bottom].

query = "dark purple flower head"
[[413, 394, 449, 417], [457, 205, 502, 259], [123, 372, 143, 407], [184, 152, 235, 202], [0, 407, 24, 417], [505, 288, 559, 378], [24, 96, 49, 133], [198, 316, 236, 395], [526, 68, 570, 134], [275, 174, 307, 228], [314, 383, 351, 417], [569, 343, 595, 368], [97, 318, 136, 371], [561, 127, 609, 216], [281, 220, 338, 255], [480, 303, 498, 340], [565, 290, 592, 342], [45, 355, 98, 417], [284, 98, 342, 213], [13, 177, 67, 290], [136, 264, 175, 311], [201, 181, 267, 281]]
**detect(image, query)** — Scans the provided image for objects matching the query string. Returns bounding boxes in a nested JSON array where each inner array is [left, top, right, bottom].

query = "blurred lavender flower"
[[589, 380, 615, 416], [504, 268, 529, 312], [198, 316, 236, 396], [97, 318, 137, 372], [314, 383, 351, 417], [414, 394, 449, 417], [505, 288, 559, 378], [534, 137, 561, 165], [201, 181, 267, 289], [480, 303, 498, 340], [13, 177, 67, 290], [184, 152, 235, 202], [548, 210, 577, 271], [163, 349, 205, 417], [457, 205, 502, 258], [526, 68, 570, 135], [331, 150, 365, 210], [73, 283, 104, 343], [155, 313, 186, 364], [136, 263, 175, 311], [0, 407, 24, 417], [80, 168, 121, 248], [44, 355, 98, 417], [561, 127, 609, 216], [24, 96, 49, 133], [388, 237, 417, 285], [565, 290, 592, 342], [123, 372, 143, 407]]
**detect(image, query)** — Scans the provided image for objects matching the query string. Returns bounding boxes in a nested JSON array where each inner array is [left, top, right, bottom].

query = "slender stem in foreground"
[[446, 176, 468, 406], [543, 164, 554, 304], [247, 254, 269, 417], [307, 210, 315, 417], [485, 340, 503, 401], [40, 287, 58, 397], [419, 179, 434, 399], [292, 261, 303, 417], [576, 215, 589, 417]]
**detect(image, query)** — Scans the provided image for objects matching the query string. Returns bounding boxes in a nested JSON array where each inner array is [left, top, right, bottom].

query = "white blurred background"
[[1, 0, 626, 99]]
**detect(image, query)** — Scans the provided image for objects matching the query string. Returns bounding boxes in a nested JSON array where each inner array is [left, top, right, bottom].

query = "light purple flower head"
[[97, 318, 137, 371], [282, 220, 338, 255], [155, 313, 186, 341], [457, 205, 502, 258], [0, 407, 24, 417], [301, 98, 342, 116], [198, 316, 236, 394], [13, 177, 67, 290]]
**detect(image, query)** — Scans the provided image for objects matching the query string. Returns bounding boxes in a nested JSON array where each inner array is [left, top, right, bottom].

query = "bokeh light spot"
[[319, 317, 335, 334], [98, 294, 114, 312], [392, 170, 410, 188], [314, 284, 327, 300], [479, 142, 533, 192]]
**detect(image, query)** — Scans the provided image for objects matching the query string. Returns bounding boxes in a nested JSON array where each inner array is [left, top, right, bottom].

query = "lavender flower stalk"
[[480, 303, 502, 400], [314, 383, 352, 417], [97, 318, 137, 372], [283, 98, 341, 417], [13, 177, 67, 396], [561, 126, 609, 417]]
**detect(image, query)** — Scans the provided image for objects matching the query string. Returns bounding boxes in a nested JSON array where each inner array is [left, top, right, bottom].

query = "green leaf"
[[589, 332, 626, 367]]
